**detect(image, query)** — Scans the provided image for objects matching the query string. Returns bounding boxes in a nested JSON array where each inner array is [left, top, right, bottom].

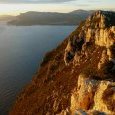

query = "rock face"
[[98, 50, 109, 70], [9, 11, 115, 115], [71, 74, 115, 115], [71, 74, 98, 112], [85, 11, 115, 47], [64, 11, 115, 65]]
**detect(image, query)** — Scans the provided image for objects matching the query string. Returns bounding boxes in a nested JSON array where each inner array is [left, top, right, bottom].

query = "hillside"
[[0, 15, 15, 21], [9, 10, 115, 115], [7, 10, 93, 26]]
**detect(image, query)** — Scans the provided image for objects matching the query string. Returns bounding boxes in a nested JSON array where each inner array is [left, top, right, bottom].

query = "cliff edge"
[[9, 11, 115, 115]]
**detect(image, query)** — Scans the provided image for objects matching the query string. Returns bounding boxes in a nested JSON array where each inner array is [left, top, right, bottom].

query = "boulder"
[[70, 74, 115, 115]]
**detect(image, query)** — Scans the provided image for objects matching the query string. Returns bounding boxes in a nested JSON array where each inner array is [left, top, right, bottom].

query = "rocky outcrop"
[[71, 74, 98, 112], [64, 11, 115, 65], [9, 11, 115, 115], [64, 11, 115, 114], [98, 50, 109, 70], [71, 74, 115, 115]]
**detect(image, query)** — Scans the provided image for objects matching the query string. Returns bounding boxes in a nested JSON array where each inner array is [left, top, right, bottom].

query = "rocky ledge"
[[9, 11, 115, 115]]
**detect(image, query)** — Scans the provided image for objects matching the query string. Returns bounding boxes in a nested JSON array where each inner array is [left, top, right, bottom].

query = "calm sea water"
[[0, 22, 75, 115]]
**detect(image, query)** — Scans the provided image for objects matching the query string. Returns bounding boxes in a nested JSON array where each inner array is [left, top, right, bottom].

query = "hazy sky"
[[0, 0, 114, 15]]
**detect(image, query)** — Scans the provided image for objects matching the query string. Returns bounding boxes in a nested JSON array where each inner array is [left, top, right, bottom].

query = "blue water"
[[0, 22, 75, 114]]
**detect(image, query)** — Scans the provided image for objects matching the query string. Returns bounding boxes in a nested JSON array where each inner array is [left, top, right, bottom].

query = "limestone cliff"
[[9, 11, 115, 115]]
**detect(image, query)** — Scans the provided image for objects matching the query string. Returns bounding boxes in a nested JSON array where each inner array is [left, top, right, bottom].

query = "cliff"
[[9, 11, 115, 115]]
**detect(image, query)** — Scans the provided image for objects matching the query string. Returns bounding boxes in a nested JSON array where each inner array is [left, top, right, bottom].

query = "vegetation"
[[102, 61, 114, 74], [81, 65, 101, 80], [41, 51, 55, 66], [105, 12, 115, 27], [109, 44, 115, 58]]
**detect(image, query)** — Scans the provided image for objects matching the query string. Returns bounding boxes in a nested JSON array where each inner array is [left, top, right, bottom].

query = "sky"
[[0, 0, 114, 15]]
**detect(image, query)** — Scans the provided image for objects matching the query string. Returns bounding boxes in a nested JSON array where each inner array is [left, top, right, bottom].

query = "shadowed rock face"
[[9, 11, 115, 115]]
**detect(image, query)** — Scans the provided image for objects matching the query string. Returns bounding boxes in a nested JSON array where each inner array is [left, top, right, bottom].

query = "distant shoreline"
[[7, 23, 77, 26], [7, 10, 93, 26]]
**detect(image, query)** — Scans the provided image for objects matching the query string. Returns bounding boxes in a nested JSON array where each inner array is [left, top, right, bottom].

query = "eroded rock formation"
[[71, 74, 115, 115], [64, 11, 115, 65]]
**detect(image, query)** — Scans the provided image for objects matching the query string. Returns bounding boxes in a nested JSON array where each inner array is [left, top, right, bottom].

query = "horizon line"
[[0, 9, 115, 16]]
